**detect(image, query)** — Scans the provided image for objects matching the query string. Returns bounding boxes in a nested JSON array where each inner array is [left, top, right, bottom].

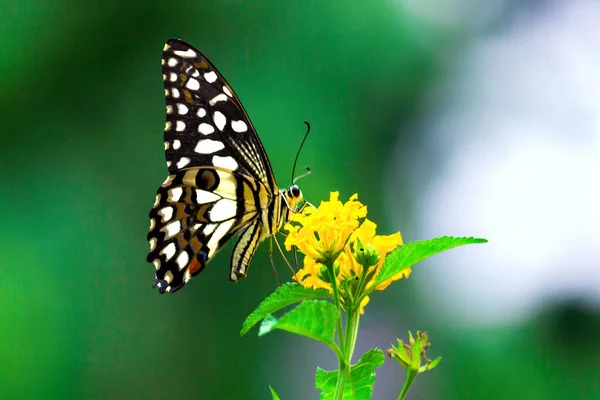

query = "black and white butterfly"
[[147, 38, 304, 293]]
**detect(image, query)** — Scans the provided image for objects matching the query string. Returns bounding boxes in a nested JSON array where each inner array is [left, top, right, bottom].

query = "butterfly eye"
[[290, 185, 301, 198]]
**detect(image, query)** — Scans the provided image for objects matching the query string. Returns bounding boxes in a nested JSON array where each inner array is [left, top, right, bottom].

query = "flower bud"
[[317, 262, 340, 284], [353, 237, 381, 269]]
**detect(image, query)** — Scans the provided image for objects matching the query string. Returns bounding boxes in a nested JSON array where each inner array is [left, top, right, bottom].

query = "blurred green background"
[[2, 1, 599, 399]]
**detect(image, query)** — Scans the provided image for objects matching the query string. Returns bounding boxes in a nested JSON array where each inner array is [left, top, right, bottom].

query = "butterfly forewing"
[[147, 39, 287, 293], [161, 38, 275, 187]]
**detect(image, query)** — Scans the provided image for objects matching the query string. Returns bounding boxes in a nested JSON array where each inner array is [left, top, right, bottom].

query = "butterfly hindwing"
[[147, 167, 266, 292]]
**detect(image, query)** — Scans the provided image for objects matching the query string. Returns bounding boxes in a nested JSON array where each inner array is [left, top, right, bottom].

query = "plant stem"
[[328, 263, 345, 351], [334, 359, 349, 400], [328, 264, 349, 400], [398, 369, 417, 400], [333, 309, 362, 400], [344, 310, 360, 362]]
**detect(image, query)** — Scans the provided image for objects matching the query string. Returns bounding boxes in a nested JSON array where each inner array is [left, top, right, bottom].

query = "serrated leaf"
[[315, 348, 385, 400], [269, 385, 281, 400], [258, 300, 338, 348], [241, 283, 332, 336], [372, 236, 487, 289]]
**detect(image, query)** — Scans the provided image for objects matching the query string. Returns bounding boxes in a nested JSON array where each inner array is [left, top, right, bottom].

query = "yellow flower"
[[350, 219, 408, 292], [284, 191, 367, 265], [287, 192, 406, 314], [338, 219, 406, 313], [293, 256, 331, 291]]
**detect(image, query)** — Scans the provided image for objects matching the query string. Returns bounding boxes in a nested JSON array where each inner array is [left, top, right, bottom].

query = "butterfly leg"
[[292, 200, 316, 215], [303, 200, 317, 210], [269, 237, 280, 287], [272, 234, 296, 276], [293, 246, 300, 274]]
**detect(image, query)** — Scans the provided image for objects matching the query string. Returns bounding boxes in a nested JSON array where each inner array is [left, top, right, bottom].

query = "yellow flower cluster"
[[284, 192, 408, 314]]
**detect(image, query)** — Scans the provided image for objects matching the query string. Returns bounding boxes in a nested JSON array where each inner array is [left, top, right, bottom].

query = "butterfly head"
[[285, 184, 304, 210]]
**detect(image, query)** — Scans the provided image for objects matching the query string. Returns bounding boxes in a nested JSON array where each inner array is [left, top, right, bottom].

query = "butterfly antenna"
[[293, 167, 312, 185], [291, 121, 311, 184]]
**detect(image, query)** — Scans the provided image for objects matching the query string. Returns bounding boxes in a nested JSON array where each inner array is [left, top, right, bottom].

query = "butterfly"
[[147, 38, 304, 294]]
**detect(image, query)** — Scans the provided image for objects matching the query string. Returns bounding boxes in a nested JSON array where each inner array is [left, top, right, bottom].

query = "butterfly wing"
[[147, 39, 278, 293], [148, 168, 266, 293], [161, 38, 276, 188]]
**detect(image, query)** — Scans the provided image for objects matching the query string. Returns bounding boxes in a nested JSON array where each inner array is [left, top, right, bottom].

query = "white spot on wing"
[[186, 77, 200, 91], [209, 93, 228, 105], [153, 195, 160, 207], [197, 108, 206, 118], [173, 140, 181, 150], [213, 111, 226, 131], [212, 155, 238, 171], [165, 121, 171, 131], [198, 123, 215, 135], [166, 105, 173, 114], [162, 175, 174, 186], [195, 189, 220, 204], [168, 187, 183, 202], [149, 218, 156, 230], [172, 88, 180, 98], [214, 170, 238, 200], [161, 242, 176, 260], [210, 199, 237, 221], [207, 220, 235, 257], [223, 86, 233, 97], [177, 104, 188, 115], [164, 271, 173, 283], [158, 206, 174, 222], [194, 139, 225, 154], [167, 58, 178, 67], [204, 224, 217, 235], [175, 121, 186, 132], [153, 259, 160, 270], [169, 72, 177, 82], [164, 220, 181, 238], [149, 237, 157, 251], [176, 157, 190, 169], [231, 120, 248, 133], [164, 142, 169, 150], [173, 49, 197, 58], [204, 71, 217, 83], [176, 251, 189, 271]]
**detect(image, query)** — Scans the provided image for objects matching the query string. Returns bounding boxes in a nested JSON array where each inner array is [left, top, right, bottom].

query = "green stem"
[[327, 263, 345, 352], [327, 264, 349, 400], [344, 310, 360, 362], [398, 369, 418, 400], [333, 308, 361, 400], [334, 359, 349, 400]]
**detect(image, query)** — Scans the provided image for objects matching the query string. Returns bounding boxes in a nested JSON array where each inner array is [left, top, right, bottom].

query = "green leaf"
[[315, 348, 385, 400], [372, 236, 487, 290], [269, 385, 281, 400], [241, 282, 332, 336], [258, 300, 338, 348]]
